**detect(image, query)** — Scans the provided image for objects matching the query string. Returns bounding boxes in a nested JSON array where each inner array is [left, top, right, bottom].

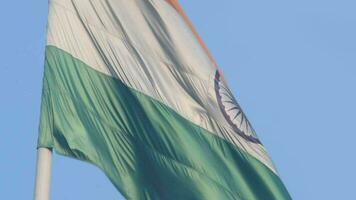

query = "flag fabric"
[[38, 0, 291, 199]]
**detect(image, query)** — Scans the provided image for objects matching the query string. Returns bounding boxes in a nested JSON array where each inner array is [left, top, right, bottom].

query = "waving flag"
[[38, 0, 291, 199]]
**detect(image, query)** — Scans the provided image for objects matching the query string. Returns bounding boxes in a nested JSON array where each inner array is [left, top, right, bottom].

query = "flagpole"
[[34, 147, 53, 200]]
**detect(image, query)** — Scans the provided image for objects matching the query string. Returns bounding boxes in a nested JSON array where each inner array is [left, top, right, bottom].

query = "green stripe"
[[38, 46, 291, 200]]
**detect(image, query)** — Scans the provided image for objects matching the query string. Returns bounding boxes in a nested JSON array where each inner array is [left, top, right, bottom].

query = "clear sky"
[[1, 0, 355, 199]]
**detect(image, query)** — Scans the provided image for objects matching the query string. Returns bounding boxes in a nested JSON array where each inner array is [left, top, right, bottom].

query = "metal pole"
[[34, 148, 52, 200]]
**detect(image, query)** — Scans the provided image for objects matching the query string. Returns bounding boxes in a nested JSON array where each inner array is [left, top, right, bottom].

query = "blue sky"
[[1, 0, 355, 199]]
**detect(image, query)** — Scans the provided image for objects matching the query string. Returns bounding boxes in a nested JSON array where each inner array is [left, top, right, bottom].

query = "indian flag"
[[38, 0, 291, 199]]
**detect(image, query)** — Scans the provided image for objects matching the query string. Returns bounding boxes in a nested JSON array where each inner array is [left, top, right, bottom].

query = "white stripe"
[[47, 0, 276, 173]]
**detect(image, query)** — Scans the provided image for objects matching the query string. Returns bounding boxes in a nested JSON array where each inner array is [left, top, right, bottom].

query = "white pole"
[[34, 148, 53, 200]]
